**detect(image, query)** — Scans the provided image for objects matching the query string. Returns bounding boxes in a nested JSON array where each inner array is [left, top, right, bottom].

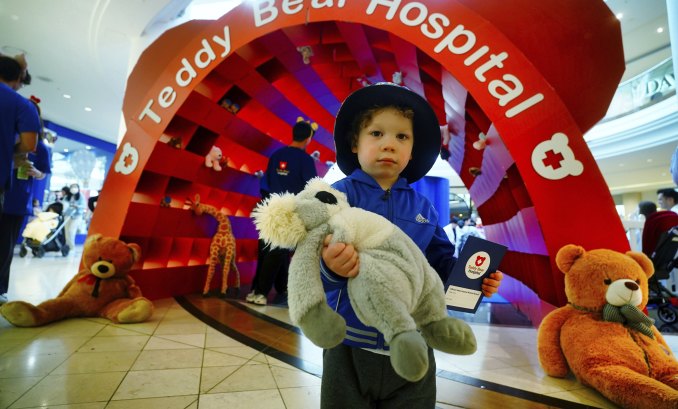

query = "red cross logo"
[[542, 150, 564, 170], [123, 154, 134, 168]]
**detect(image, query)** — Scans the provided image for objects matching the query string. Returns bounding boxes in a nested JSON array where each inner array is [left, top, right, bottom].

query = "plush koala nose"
[[315, 191, 337, 205]]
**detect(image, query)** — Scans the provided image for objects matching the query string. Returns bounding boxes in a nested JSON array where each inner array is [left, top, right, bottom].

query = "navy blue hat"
[[333, 82, 441, 183]]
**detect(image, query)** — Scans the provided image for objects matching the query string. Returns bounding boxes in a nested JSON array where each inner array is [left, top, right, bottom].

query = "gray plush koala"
[[252, 178, 476, 381]]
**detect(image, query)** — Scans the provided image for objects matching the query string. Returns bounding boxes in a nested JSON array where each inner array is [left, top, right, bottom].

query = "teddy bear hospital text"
[[137, 0, 545, 128]]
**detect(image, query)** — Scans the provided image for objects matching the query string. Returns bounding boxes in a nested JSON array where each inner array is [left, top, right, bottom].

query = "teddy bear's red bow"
[[77, 274, 101, 297], [77, 274, 97, 285]]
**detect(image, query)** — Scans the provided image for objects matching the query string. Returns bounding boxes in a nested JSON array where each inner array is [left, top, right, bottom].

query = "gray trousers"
[[321, 344, 436, 409]]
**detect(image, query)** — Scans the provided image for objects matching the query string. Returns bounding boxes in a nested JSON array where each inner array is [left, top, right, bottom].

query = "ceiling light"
[[657, 27, 664, 33], [616, 13, 623, 19], [64, 148, 69, 153], [84, 107, 92, 112], [85, 146, 92, 150], [63, 94, 71, 99], [647, 158, 654, 163]]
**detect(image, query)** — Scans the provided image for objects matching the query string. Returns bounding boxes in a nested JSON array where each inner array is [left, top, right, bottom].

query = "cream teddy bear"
[[538, 245, 678, 409]]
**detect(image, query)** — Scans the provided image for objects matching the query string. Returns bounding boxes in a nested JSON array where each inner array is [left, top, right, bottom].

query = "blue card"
[[445, 235, 507, 313]]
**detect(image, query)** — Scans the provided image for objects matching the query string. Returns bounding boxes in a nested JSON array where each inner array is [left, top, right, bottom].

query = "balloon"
[[69, 149, 97, 184]]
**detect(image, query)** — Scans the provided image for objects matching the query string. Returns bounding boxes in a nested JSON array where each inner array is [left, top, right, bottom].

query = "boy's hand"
[[481, 270, 504, 297], [322, 234, 359, 278]]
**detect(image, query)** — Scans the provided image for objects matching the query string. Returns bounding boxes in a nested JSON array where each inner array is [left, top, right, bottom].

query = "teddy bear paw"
[[421, 317, 477, 355], [117, 299, 153, 324], [390, 330, 429, 382], [298, 302, 346, 349], [0, 301, 38, 327]]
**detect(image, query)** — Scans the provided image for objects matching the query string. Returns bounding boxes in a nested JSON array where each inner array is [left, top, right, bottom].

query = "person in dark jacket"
[[247, 120, 318, 306], [319, 83, 503, 408]]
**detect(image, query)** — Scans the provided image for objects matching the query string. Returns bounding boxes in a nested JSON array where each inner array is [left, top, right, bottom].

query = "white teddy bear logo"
[[531, 133, 583, 180]]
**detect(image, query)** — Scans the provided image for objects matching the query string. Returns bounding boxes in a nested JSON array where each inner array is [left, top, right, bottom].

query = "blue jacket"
[[3, 139, 51, 216], [320, 169, 457, 350], [0, 84, 40, 192]]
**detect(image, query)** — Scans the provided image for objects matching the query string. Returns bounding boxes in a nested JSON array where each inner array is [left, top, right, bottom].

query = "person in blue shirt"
[[0, 55, 40, 304], [247, 120, 318, 305], [320, 83, 503, 408]]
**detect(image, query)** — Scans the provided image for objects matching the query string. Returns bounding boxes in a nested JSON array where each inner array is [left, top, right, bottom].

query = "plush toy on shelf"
[[205, 145, 223, 171], [472, 132, 487, 150], [252, 178, 476, 382], [356, 76, 371, 87], [0, 234, 153, 327], [537, 244, 678, 409], [392, 71, 404, 85], [468, 167, 482, 177], [296, 45, 314, 64], [167, 137, 182, 149], [187, 194, 240, 298], [219, 98, 240, 114], [160, 196, 172, 207]]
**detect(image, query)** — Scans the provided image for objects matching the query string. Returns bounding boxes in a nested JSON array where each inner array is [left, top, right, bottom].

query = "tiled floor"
[[1, 245, 676, 409]]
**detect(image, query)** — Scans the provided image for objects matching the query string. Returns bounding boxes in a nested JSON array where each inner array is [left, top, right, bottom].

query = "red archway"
[[90, 0, 627, 315]]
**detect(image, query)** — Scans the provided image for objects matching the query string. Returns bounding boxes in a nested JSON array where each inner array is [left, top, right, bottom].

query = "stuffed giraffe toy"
[[188, 194, 240, 297]]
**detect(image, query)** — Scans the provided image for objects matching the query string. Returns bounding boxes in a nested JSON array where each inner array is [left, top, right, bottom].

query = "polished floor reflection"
[[1, 246, 676, 408]]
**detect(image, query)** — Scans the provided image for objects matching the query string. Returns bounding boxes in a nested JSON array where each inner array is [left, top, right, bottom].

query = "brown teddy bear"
[[0, 234, 153, 327], [537, 244, 678, 409]]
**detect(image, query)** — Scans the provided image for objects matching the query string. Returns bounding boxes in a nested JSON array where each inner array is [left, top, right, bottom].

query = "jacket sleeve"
[[320, 259, 348, 291], [426, 224, 457, 283]]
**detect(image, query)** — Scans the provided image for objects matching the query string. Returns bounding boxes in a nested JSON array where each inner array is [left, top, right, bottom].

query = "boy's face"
[[351, 107, 413, 189]]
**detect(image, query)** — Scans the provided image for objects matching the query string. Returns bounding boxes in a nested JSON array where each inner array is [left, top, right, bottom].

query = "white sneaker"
[[251, 294, 267, 306], [245, 291, 257, 303]]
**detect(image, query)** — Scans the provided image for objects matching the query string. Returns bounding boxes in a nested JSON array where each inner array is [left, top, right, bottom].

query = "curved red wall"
[[90, 0, 627, 311]]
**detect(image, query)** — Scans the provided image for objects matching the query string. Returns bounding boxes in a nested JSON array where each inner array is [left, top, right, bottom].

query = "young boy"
[[320, 82, 503, 408]]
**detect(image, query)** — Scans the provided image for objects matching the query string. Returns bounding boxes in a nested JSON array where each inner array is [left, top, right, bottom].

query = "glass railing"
[[601, 57, 676, 122]]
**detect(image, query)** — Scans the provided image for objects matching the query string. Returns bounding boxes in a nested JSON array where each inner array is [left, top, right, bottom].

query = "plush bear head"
[[83, 234, 141, 280], [208, 145, 222, 161], [555, 244, 654, 312], [253, 178, 349, 250]]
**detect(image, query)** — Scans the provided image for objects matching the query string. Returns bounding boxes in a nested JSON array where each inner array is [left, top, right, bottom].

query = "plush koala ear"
[[296, 116, 304, 123], [625, 251, 655, 278], [305, 177, 329, 192], [252, 193, 307, 249], [555, 244, 585, 273], [303, 177, 347, 204], [127, 243, 142, 263]]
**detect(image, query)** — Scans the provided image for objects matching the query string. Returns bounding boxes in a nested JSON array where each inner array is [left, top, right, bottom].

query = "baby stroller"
[[648, 226, 678, 329], [19, 202, 70, 258]]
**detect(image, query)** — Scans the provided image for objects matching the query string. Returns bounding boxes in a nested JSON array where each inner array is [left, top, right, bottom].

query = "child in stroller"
[[20, 202, 70, 258]]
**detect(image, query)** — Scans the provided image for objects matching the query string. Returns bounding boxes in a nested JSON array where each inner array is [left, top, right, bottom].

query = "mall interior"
[[1, 1, 678, 408]]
